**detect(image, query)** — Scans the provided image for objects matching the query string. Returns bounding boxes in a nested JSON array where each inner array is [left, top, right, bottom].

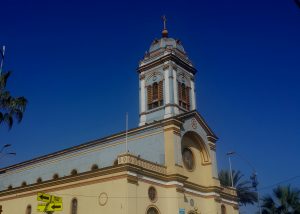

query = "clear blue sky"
[[1, 0, 300, 212]]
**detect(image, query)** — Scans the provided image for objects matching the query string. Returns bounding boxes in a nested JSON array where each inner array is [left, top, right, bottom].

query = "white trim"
[[127, 172, 183, 186], [190, 78, 196, 110], [173, 69, 179, 115], [164, 68, 170, 105], [164, 67, 173, 118], [221, 198, 239, 205], [184, 187, 219, 197], [140, 78, 146, 113], [126, 172, 238, 205]]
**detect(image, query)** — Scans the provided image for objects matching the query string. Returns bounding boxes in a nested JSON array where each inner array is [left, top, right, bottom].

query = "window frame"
[[71, 198, 78, 214]]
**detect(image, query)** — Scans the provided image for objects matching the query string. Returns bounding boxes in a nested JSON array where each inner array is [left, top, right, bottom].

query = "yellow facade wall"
[[0, 173, 238, 214]]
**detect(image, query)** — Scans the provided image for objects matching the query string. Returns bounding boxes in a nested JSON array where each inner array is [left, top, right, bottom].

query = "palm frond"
[[0, 71, 11, 90], [262, 185, 300, 213], [218, 169, 257, 206], [0, 71, 27, 130]]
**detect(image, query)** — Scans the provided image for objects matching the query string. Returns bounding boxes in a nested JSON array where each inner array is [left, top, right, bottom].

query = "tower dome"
[[149, 37, 186, 53]]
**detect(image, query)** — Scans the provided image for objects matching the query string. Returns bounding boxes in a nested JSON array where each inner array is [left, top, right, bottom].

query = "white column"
[[173, 69, 179, 114], [190, 78, 196, 110], [164, 65, 172, 118], [164, 69, 170, 105], [139, 76, 146, 126], [140, 78, 146, 113]]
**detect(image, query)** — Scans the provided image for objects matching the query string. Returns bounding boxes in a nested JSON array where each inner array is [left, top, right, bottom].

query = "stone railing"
[[118, 153, 166, 174], [221, 185, 237, 196]]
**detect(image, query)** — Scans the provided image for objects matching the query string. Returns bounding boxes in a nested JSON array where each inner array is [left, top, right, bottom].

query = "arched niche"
[[181, 131, 211, 166]]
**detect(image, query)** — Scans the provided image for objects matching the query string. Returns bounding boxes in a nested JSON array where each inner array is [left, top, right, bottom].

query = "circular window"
[[148, 186, 157, 202], [147, 206, 159, 214], [182, 148, 195, 171]]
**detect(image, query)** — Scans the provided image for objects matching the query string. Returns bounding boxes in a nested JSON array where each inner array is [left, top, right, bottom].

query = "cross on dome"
[[161, 15, 168, 38]]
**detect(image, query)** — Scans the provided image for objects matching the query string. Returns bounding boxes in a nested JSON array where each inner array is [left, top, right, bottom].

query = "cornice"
[[137, 53, 197, 75], [139, 103, 188, 116], [0, 153, 238, 205]]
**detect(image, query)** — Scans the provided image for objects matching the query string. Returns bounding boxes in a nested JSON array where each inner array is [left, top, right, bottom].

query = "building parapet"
[[118, 153, 167, 174], [221, 185, 237, 196]]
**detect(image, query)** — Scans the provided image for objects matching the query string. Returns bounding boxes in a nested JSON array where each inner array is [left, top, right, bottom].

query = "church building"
[[0, 21, 239, 214]]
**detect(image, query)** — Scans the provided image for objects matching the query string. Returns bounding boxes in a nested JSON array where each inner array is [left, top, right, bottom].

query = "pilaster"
[[139, 74, 146, 126], [164, 63, 172, 119], [172, 65, 180, 114], [207, 136, 218, 180], [190, 77, 196, 110], [163, 123, 181, 174]]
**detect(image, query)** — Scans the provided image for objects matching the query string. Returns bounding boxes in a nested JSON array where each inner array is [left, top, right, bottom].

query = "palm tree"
[[0, 71, 27, 129], [262, 185, 300, 214], [219, 169, 258, 206]]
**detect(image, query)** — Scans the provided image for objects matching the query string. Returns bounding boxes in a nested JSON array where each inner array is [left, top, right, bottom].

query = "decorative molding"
[[138, 54, 196, 74], [98, 192, 108, 206], [140, 74, 146, 80], [139, 106, 164, 115], [178, 111, 218, 140], [176, 186, 185, 193], [145, 71, 164, 84], [208, 142, 216, 151], [172, 64, 178, 71], [163, 64, 169, 70], [127, 175, 139, 185], [207, 135, 218, 143], [118, 153, 167, 174], [0, 156, 238, 206]]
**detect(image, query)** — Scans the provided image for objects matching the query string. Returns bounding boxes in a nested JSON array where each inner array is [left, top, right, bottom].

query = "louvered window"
[[153, 82, 158, 100], [178, 82, 190, 110], [147, 81, 164, 110]]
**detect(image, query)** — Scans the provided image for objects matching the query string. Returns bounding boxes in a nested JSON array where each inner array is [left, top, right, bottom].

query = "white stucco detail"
[[173, 70, 178, 105], [173, 69, 180, 115], [164, 68, 170, 105], [191, 78, 196, 110], [164, 67, 173, 119], [140, 78, 146, 113], [127, 172, 238, 203], [139, 115, 146, 126]]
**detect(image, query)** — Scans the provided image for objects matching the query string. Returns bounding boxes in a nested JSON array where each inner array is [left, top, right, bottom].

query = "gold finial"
[[161, 15, 168, 38]]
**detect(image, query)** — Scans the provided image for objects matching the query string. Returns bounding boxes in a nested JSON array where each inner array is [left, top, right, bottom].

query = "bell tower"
[[138, 17, 197, 126]]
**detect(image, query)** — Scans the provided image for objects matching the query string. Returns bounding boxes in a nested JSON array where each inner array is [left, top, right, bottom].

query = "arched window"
[[26, 205, 32, 214], [221, 204, 226, 214], [147, 81, 163, 110], [71, 198, 78, 214], [178, 81, 190, 110], [146, 206, 159, 214]]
